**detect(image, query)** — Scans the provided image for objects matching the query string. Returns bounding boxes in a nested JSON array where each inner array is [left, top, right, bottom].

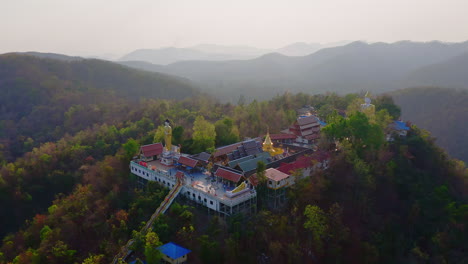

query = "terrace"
[[131, 159, 256, 207]]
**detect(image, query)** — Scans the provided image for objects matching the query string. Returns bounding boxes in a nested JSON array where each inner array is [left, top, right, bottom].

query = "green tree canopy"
[[191, 116, 216, 153], [144, 231, 162, 264]]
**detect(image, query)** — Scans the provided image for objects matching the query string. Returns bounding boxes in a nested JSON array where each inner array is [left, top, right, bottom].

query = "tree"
[[375, 109, 393, 133], [153, 125, 165, 143], [144, 231, 162, 264], [256, 161, 267, 184], [304, 205, 328, 253], [122, 139, 139, 160], [81, 254, 104, 264], [214, 117, 239, 146], [191, 116, 216, 153], [172, 126, 184, 145], [318, 104, 336, 123], [374, 95, 401, 119]]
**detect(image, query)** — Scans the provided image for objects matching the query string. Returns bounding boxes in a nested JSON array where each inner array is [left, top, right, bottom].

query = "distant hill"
[[1, 53, 197, 102], [119, 42, 350, 66], [22, 51, 83, 61], [276, 42, 324, 56], [126, 41, 467, 102], [0, 53, 199, 159], [189, 44, 270, 57], [392, 87, 468, 163], [402, 52, 468, 88], [119, 47, 259, 65], [275, 41, 351, 56]]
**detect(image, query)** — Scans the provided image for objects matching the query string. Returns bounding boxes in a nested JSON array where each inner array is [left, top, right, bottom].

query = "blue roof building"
[[387, 121, 410, 141], [158, 242, 191, 264], [394, 121, 410, 131]]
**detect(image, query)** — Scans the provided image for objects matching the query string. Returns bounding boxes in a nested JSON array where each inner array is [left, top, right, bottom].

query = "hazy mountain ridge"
[[119, 42, 350, 65], [120, 40, 468, 102]]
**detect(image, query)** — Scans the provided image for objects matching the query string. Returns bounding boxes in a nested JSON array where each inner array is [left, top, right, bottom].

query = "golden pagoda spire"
[[263, 127, 273, 148]]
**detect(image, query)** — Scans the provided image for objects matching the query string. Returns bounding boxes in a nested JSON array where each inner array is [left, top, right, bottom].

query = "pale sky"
[[1, 0, 467, 58]]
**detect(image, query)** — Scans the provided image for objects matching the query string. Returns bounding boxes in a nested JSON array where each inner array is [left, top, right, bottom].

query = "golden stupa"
[[263, 130, 284, 157]]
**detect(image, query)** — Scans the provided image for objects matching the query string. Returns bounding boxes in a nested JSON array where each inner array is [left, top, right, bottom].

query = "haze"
[[1, 0, 467, 58]]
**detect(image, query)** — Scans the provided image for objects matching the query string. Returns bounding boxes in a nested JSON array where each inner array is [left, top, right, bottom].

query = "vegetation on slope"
[[392, 87, 468, 163], [0, 53, 198, 161], [0, 91, 466, 264]]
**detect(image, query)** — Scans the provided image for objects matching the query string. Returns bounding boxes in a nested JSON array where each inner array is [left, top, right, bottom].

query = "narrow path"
[[111, 179, 183, 264]]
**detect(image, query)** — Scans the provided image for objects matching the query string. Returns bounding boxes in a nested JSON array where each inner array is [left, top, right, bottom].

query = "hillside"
[[402, 53, 468, 88], [0, 53, 199, 160], [122, 41, 468, 102], [0, 92, 466, 264], [392, 87, 468, 163]]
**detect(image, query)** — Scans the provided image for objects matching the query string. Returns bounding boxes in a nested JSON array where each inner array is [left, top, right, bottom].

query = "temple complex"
[[130, 114, 328, 217]]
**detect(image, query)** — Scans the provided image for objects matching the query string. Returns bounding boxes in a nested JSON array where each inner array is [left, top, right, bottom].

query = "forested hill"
[[0, 53, 198, 102], [392, 87, 468, 163], [0, 92, 466, 264], [0, 53, 199, 160]]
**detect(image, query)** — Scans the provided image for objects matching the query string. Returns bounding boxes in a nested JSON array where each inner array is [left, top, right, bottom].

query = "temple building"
[[158, 242, 191, 264], [262, 131, 285, 157], [139, 143, 164, 162], [288, 115, 321, 144], [264, 168, 294, 209]]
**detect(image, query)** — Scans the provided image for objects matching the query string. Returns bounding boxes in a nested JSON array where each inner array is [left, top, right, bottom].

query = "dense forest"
[[0, 54, 198, 161], [392, 87, 468, 163], [0, 55, 467, 263]]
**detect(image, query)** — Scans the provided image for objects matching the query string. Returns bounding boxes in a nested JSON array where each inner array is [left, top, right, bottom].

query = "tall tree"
[[191, 116, 216, 153], [144, 231, 162, 264]]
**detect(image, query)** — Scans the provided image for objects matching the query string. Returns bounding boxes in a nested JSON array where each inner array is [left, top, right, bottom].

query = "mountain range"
[[119, 40, 468, 102], [119, 41, 350, 65]]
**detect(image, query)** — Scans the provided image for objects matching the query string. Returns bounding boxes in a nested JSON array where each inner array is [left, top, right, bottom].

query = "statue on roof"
[[164, 119, 172, 152], [361, 91, 375, 117]]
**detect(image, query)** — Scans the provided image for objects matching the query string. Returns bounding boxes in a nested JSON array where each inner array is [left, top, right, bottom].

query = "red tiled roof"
[[213, 142, 243, 157], [213, 138, 262, 157], [178, 156, 198, 167], [215, 168, 242, 182], [296, 115, 319, 126], [277, 162, 296, 174], [140, 143, 163, 157], [277, 156, 312, 174], [175, 171, 185, 180], [270, 133, 297, 140], [248, 175, 259, 186], [265, 168, 289, 182], [304, 134, 320, 140]]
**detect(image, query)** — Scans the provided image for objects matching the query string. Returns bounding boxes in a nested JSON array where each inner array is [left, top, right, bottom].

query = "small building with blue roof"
[[386, 120, 411, 141], [393, 121, 410, 136], [158, 242, 191, 264]]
